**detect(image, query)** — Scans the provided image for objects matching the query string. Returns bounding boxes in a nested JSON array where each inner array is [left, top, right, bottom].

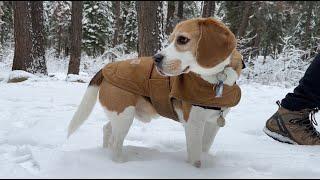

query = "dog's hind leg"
[[106, 106, 135, 162]]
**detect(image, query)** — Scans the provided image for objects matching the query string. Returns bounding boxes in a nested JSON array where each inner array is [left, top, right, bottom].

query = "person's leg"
[[264, 53, 320, 145], [281, 53, 320, 111]]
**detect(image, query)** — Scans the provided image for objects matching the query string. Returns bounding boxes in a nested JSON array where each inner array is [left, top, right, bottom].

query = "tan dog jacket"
[[102, 56, 242, 121]]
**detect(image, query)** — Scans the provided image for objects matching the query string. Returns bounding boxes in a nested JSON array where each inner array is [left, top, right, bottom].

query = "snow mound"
[[66, 73, 91, 83], [7, 70, 36, 83]]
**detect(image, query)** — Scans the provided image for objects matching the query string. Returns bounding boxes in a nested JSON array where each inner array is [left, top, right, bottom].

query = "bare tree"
[[136, 1, 161, 56], [68, 1, 83, 75], [202, 1, 215, 18], [30, 1, 47, 75], [12, 1, 33, 72]]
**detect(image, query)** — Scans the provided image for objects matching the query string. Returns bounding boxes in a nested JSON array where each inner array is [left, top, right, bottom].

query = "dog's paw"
[[193, 160, 201, 168], [187, 159, 202, 168]]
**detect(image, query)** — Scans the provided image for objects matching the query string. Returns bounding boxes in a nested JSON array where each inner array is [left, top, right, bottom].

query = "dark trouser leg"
[[281, 53, 320, 111]]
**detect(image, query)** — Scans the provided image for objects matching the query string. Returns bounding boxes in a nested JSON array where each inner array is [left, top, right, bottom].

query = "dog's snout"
[[153, 54, 164, 64]]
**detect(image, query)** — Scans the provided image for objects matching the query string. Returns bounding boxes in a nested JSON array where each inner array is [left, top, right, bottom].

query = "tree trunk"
[[202, 1, 215, 18], [137, 1, 161, 57], [112, 1, 121, 47], [30, 1, 47, 75], [253, 26, 262, 57], [165, 1, 175, 35], [12, 1, 33, 72], [68, 1, 83, 75], [237, 1, 252, 38], [177, 1, 183, 20], [57, 26, 62, 57], [304, 1, 314, 50], [64, 25, 71, 57]]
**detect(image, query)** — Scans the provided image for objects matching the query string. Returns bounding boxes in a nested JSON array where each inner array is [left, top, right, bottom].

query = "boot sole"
[[263, 126, 298, 145]]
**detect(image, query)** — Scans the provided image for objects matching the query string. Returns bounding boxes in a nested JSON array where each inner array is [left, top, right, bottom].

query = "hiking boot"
[[264, 101, 320, 145]]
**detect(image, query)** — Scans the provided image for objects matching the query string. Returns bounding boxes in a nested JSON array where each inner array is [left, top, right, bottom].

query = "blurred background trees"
[[0, 1, 319, 75]]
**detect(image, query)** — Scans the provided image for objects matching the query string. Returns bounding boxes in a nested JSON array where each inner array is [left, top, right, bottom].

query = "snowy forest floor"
[[1, 73, 320, 178], [1, 51, 320, 178]]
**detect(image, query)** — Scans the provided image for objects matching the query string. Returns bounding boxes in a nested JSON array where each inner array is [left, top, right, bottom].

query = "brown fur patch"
[[89, 70, 104, 87], [99, 80, 139, 114], [196, 18, 237, 68], [182, 102, 192, 121], [229, 49, 243, 76], [172, 100, 192, 122]]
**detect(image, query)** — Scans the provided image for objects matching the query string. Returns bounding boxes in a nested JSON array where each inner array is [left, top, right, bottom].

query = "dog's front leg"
[[202, 120, 220, 153], [184, 106, 206, 168], [202, 108, 229, 153]]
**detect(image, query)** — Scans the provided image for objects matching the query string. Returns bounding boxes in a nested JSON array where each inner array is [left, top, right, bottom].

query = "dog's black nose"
[[153, 54, 164, 64]]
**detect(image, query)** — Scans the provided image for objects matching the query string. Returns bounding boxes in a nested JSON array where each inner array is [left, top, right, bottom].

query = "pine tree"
[[122, 1, 138, 53], [0, 1, 13, 49], [289, 1, 319, 58], [82, 1, 113, 57], [46, 1, 71, 57], [258, 2, 286, 58], [223, 1, 243, 34], [185, 1, 201, 19], [237, 1, 252, 38]]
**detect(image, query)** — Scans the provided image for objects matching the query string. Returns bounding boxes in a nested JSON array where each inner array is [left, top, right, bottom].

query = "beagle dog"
[[67, 18, 244, 168]]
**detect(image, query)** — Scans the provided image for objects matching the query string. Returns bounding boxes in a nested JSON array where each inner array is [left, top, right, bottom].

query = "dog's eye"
[[176, 36, 190, 45]]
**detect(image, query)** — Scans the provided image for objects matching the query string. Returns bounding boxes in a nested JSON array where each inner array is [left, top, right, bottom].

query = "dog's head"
[[153, 18, 237, 76]]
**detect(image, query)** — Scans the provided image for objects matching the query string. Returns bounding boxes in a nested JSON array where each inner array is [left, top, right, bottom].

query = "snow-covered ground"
[[1, 73, 320, 178]]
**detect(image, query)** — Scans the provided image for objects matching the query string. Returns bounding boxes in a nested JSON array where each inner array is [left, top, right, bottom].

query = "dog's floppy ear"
[[229, 49, 244, 76], [196, 18, 237, 68]]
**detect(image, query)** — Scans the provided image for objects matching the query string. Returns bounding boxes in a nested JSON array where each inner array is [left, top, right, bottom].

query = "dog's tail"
[[67, 70, 104, 138]]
